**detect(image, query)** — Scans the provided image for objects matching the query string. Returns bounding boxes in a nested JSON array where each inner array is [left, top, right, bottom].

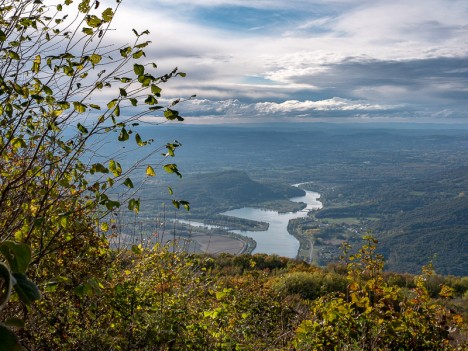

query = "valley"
[[106, 122, 468, 276]]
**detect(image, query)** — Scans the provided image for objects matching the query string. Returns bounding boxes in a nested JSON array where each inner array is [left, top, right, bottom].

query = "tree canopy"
[[0, 0, 186, 346]]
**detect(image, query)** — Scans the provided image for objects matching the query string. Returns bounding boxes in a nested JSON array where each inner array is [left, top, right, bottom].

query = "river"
[[221, 184, 322, 258]]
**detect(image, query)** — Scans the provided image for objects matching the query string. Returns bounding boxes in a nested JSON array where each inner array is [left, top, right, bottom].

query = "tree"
[[0, 0, 187, 346], [293, 236, 465, 350]]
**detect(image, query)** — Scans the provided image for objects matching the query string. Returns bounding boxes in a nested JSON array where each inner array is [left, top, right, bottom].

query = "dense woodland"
[[0, 1, 467, 350]]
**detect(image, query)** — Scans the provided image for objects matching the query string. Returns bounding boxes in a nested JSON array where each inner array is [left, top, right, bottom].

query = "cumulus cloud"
[[255, 98, 395, 113], [173, 97, 402, 121]]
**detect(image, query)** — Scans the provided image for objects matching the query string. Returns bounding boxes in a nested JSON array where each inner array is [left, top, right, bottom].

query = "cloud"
[[255, 97, 396, 113], [106, 0, 468, 122], [172, 97, 402, 121]]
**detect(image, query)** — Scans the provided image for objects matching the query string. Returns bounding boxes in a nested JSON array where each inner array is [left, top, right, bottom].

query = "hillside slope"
[[172, 170, 304, 215], [316, 166, 468, 275]]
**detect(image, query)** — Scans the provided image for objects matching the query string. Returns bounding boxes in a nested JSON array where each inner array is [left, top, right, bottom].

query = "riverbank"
[[220, 185, 322, 258]]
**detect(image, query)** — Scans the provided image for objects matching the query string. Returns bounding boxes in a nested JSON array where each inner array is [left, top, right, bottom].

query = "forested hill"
[[377, 193, 468, 276], [171, 170, 304, 215], [316, 166, 468, 275]]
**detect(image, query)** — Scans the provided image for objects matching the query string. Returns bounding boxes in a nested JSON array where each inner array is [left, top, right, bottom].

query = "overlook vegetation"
[[0, 1, 467, 350]]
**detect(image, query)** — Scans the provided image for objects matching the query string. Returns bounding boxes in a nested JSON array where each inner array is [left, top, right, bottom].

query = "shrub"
[[293, 236, 467, 350]]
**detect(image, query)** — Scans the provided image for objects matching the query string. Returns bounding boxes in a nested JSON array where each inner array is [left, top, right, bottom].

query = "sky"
[[110, 0, 468, 124]]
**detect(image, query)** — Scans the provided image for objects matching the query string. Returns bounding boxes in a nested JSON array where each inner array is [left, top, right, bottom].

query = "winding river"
[[221, 184, 322, 258]]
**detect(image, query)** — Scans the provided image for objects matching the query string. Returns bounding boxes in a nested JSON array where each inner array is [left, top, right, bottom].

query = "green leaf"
[[82, 27, 93, 35], [43, 85, 53, 95], [118, 77, 132, 83], [73, 101, 87, 113], [11, 138, 26, 150], [90, 163, 109, 174], [31, 94, 44, 103], [60, 216, 69, 229], [4, 317, 25, 328], [135, 133, 145, 146], [46, 96, 57, 105], [11, 83, 23, 95], [107, 99, 118, 109], [128, 198, 140, 213], [131, 244, 142, 254], [74, 283, 90, 297], [117, 89, 126, 99], [100, 222, 109, 232], [163, 164, 181, 177], [32, 55, 41, 73], [104, 200, 120, 211], [0, 263, 12, 308], [138, 74, 152, 87], [123, 178, 134, 189], [133, 64, 144, 76], [168, 186, 173, 195], [78, 0, 91, 12], [151, 84, 161, 95], [135, 41, 151, 49], [74, 278, 102, 297], [60, 52, 74, 59], [0, 29, 6, 42], [8, 50, 20, 60], [89, 104, 100, 110], [102, 8, 114, 22], [118, 127, 129, 141], [179, 200, 190, 211], [146, 165, 156, 177], [57, 101, 70, 109], [77, 123, 88, 134], [132, 50, 145, 59], [63, 65, 74, 76], [0, 241, 31, 274], [144, 95, 157, 105], [109, 160, 122, 177], [50, 109, 63, 117], [12, 273, 41, 305], [86, 15, 102, 28], [129, 98, 138, 106], [120, 47, 132, 58], [164, 108, 183, 121], [0, 325, 22, 351], [90, 53, 102, 65]]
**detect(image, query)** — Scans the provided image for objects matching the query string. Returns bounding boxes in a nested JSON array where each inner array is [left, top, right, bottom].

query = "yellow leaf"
[[146, 165, 156, 177]]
